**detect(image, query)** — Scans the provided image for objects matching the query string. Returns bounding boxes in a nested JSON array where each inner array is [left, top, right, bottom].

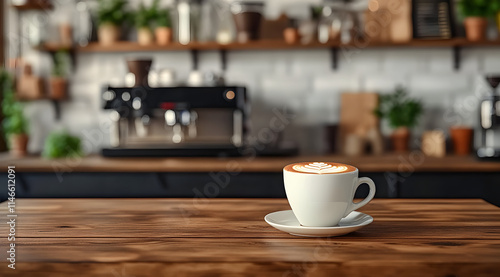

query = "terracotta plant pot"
[[126, 59, 152, 87], [283, 28, 300, 44], [17, 64, 44, 100], [464, 17, 488, 41], [391, 127, 410, 152], [9, 133, 28, 157], [137, 28, 154, 46], [49, 77, 68, 100], [155, 27, 172, 45], [98, 23, 120, 45], [59, 23, 73, 46], [450, 126, 473, 156]]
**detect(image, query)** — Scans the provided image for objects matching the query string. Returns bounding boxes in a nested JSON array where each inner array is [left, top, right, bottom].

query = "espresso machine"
[[477, 76, 500, 160], [101, 86, 247, 157]]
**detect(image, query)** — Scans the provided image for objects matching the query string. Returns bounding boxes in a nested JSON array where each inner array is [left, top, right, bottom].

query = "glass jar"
[[176, 0, 202, 45]]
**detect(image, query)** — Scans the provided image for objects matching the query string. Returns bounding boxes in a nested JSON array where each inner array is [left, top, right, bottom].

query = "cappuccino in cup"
[[284, 162, 376, 227]]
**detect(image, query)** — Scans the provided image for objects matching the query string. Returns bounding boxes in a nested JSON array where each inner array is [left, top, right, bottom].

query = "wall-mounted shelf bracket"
[[220, 50, 227, 71], [52, 100, 61, 120], [68, 48, 77, 69], [453, 46, 461, 71], [191, 49, 199, 70], [331, 47, 339, 70]]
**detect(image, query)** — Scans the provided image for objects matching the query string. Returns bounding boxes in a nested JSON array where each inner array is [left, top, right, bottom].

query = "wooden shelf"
[[35, 42, 73, 53], [77, 39, 500, 53], [348, 38, 500, 48], [79, 40, 345, 52], [75, 38, 500, 71]]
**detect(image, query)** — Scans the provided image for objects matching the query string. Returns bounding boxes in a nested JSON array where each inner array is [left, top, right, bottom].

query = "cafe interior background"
[[1, 0, 500, 205]]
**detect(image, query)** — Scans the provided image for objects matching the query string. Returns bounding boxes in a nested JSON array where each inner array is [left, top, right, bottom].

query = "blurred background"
[[1, 0, 500, 204]]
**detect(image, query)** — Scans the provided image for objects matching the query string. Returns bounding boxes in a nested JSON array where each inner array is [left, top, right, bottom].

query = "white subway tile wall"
[[409, 73, 472, 93], [427, 48, 454, 73], [386, 49, 433, 74], [290, 49, 330, 75], [341, 48, 384, 73], [364, 73, 409, 92], [313, 73, 361, 93], [459, 49, 482, 73], [21, 48, 500, 153], [482, 48, 500, 73], [8, 0, 500, 153]]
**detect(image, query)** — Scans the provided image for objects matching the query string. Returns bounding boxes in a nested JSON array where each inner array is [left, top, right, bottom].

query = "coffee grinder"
[[477, 76, 500, 160]]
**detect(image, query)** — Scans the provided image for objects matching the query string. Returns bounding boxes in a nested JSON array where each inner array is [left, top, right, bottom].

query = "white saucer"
[[265, 210, 373, 237]]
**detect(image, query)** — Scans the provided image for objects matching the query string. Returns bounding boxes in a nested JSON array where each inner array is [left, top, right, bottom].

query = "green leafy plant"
[[52, 51, 70, 78], [374, 87, 423, 129], [310, 6, 323, 20], [459, 0, 500, 18], [134, 0, 160, 29], [1, 70, 28, 136], [43, 131, 83, 159], [96, 0, 129, 26], [155, 8, 172, 28]]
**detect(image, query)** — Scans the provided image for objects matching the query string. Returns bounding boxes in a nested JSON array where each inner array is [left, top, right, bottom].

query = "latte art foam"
[[292, 162, 348, 174], [284, 162, 356, 174]]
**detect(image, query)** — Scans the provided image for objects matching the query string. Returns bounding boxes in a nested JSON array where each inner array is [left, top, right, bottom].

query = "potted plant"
[[96, 0, 129, 45], [134, 0, 159, 46], [154, 8, 172, 45], [459, 0, 499, 41], [493, 1, 500, 33], [1, 70, 29, 157], [284, 19, 300, 44], [374, 87, 423, 152], [50, 51, 69, 100], [450, 126, 474, 155], [43, 131, 83, 159]]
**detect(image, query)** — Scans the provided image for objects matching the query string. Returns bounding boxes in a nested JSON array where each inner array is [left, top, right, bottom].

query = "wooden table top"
[[1, 153, 500, 173], [0, 198, 499, 276]]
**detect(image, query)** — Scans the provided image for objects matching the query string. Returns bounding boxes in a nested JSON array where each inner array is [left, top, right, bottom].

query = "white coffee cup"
[[284, 162, 376, 227]]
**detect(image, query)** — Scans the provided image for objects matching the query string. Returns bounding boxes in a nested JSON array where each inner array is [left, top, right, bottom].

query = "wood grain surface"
[[76, 38, 500, 53], [1, 153, 500, 173], [0, 199, 499, 276]]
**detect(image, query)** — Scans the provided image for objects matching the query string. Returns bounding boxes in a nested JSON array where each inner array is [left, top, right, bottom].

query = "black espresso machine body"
[[101, 86, 248, 157]]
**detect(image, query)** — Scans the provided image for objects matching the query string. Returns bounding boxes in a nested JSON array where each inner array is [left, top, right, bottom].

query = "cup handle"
[[343, 177, 376, 217]]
